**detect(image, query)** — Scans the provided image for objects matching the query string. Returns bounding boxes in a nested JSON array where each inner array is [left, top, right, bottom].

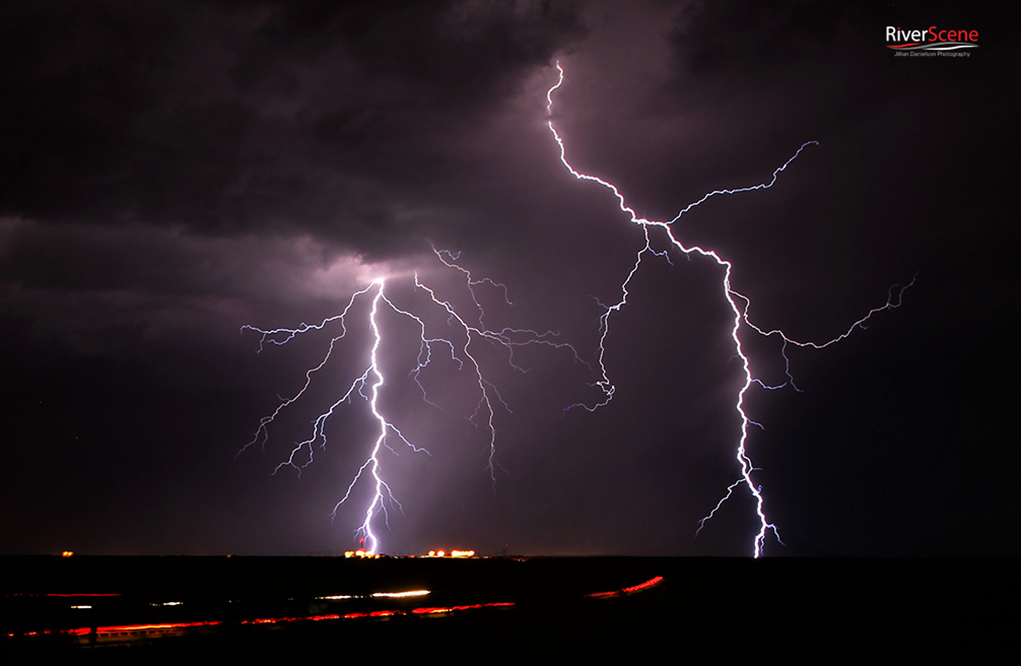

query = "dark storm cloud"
[[1, 0, 585, 258], [571, 0, 1018, 324], [669, 0, 1001, 75], [1, 0, 1015, 557], [672, 0, 848, 75], [0, 214, 431, 368]]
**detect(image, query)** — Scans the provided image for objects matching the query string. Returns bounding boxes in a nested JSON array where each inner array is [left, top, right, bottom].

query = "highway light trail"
[[546, 61, 913, 557]]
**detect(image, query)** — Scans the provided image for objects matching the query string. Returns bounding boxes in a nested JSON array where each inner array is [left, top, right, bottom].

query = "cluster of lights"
[[343, 549, 381, 559], [424, 549, 476, 558]]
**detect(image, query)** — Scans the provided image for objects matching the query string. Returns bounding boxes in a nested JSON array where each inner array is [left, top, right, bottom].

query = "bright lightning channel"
[[546, 61, 913, 557], [242, 250, 581, 555]]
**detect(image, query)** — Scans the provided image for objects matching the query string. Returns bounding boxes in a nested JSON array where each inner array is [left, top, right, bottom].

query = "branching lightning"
[[545, 61, 913, 557], [242, 250, 582, 554], [243, 60, 911, 559]]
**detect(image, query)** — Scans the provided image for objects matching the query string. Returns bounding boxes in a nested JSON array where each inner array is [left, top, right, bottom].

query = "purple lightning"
[[242, 59, 910, 558], [242, 250, 581, 554], [546, 62, 913, 557]]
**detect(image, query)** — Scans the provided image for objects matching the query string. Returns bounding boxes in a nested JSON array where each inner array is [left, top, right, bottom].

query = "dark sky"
[[1, 1, 1015, 557]]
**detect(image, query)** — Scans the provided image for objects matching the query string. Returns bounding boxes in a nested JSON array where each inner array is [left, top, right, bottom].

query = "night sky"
[[2, 1, 1015, 557]]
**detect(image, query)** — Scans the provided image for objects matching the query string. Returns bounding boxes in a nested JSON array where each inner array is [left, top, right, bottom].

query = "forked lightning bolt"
[[546, 61, 913, 557], [243, 60, 911, 558], [242, 250, 580, 554]]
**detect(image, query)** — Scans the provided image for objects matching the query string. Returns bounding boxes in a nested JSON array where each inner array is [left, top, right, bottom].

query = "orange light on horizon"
[[344, 548, 381, 559], [425, 549, 475, 558]]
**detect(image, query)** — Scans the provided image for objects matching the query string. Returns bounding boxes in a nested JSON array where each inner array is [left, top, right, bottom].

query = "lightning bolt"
[[546, 61, 913, 557], [242, 250, 582, 554], [243, 60, 911, 559]]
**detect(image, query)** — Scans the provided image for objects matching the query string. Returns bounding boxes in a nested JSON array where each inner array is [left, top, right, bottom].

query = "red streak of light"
[[411, 602, 516, 615], [43, 593, 122, 597], [623, 576, 664, 593], [586, 576, 664, 598], [67, 620, 223, 635], [240, 614, 342, 625], [10, 600, 518, 639], [341, 610, 398, 619]]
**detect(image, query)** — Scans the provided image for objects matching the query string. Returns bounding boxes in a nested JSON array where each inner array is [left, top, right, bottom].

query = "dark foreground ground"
[[2, 555, 1015, 660]]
